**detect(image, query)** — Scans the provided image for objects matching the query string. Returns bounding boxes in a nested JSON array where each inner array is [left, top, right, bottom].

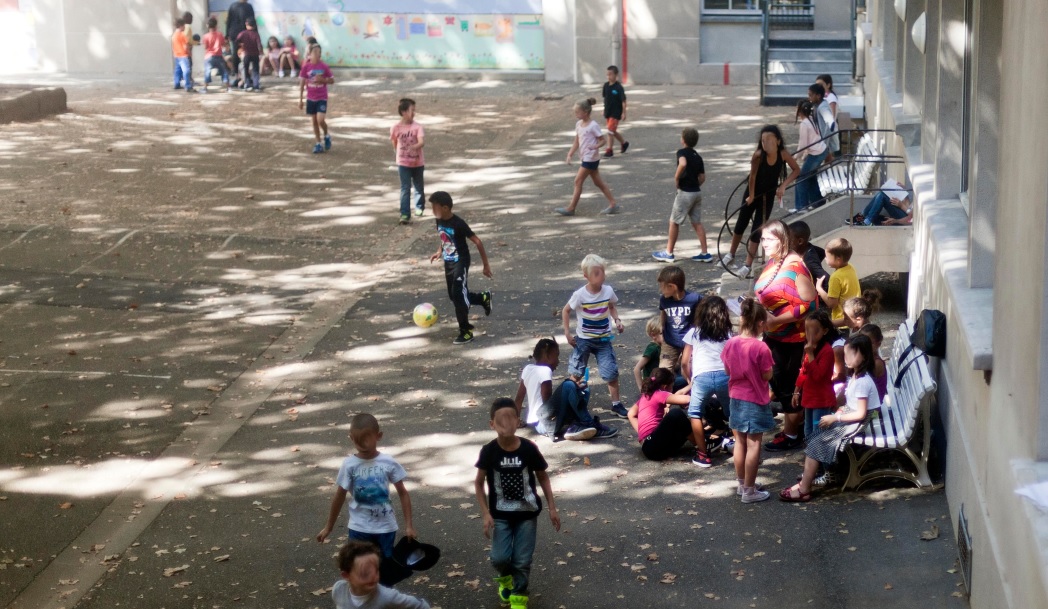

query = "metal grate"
[[957, 504, 973, 596]]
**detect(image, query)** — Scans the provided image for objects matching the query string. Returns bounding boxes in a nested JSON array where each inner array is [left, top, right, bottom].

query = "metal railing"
[[716, 128, 906, 278]]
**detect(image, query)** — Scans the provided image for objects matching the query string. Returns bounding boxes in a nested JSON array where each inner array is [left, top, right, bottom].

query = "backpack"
[[894, 309, 946, 388]]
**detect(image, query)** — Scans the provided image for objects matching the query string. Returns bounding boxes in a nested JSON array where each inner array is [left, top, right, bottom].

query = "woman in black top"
[[722, 125, 799, 277]]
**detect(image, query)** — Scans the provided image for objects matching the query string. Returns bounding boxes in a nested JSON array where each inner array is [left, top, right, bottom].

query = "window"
[[703, 0, 761, 12]]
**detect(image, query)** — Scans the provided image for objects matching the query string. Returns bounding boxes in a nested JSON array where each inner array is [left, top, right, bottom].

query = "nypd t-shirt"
[[660, 291, 702, 349]]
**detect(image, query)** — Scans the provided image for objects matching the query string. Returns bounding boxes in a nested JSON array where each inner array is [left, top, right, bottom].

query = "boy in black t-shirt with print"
[[601, 65, 629, 157], [475, 398, 560, 609], [428, 191, 493, 345]]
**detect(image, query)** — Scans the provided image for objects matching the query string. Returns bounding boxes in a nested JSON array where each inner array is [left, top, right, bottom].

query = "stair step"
[[768, 38, 851, 49], [767, 49, 853, 61], [767, 60, 852, 72], [766, 73, 853, 84]]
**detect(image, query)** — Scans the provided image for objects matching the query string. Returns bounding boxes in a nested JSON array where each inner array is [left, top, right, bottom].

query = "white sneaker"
[[721, 253, 734, 266], [737, 265, 751, 278], [278, 70, 285, 77], [741, 487, 770, 503]]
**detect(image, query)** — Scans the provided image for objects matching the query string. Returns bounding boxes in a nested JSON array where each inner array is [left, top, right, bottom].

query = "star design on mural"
[[445, 16, 455, 25], [383, 15, 392, 26]]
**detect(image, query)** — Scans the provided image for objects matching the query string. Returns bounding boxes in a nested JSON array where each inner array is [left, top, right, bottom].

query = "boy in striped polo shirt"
[[561, 254, 627, 416]]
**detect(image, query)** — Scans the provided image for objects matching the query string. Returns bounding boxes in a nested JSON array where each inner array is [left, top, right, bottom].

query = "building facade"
[[863, 0, 1048, 606]]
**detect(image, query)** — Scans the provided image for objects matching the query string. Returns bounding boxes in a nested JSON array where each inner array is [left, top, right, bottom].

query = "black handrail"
[[716, 128, 904, 278]]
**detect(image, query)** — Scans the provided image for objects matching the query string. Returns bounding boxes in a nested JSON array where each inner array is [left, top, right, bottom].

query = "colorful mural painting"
[[208, 0, 544, 70]]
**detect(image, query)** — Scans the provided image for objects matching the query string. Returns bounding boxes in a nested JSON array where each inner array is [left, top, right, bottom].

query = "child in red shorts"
[[602, 65, 629, 158]]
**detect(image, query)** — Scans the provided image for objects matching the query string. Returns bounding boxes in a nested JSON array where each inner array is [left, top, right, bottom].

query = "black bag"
[[894, 309, 946, 388]]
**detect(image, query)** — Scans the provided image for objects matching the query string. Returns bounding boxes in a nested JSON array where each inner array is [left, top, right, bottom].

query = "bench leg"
[[842, 398, 935, 490]]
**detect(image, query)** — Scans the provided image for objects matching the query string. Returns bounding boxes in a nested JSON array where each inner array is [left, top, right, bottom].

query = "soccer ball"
[[413, 303, 438, 328]]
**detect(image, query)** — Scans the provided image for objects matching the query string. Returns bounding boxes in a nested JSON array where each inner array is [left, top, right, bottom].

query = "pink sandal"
[[778, 485, 812, 502]]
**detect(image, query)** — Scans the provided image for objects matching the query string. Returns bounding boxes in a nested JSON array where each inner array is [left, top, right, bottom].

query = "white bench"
[[817, 132, 878, 200], [841, 319, 938, 490]]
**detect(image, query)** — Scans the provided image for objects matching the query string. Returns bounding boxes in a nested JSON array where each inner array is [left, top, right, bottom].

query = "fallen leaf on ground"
[[920, 524, 940, 541], [589, 546, 605, 553], [59, 502, 74, 509], [646, 553, 659, 561], [659, 573, 677, 584], [213, 555, 230, 562], [163, 565, 189, 577]]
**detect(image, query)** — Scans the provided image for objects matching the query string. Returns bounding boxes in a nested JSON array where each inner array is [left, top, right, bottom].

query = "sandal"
[[778, 485, 812, 503]]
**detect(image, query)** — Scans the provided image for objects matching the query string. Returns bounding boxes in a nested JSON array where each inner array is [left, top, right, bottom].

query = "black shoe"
[[453, 330, 474, 345], [621, 141, 630, 154], [481, 291, 492, 316], [610, 402, 629, 418]]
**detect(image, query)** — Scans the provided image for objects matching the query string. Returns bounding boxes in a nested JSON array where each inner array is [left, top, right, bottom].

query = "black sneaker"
[[621, 141, 630, 154], [591, 416, 619, 439], [610, 402, 629, 418], [691, 450, 713, 468], [481, 291, 492, 316], [453, 330, 474, 345], [764, 432, 802, 451]]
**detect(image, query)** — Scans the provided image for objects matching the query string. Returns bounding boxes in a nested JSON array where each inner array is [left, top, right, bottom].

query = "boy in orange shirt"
[[171, 18, 194, 92]]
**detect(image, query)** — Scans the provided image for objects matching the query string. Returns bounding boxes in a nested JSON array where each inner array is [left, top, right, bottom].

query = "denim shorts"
[[349, 529, 396, 557], [688, 370, 730, 420], [305, 99, 328, 115], [580, 160, 600, 171], [728, 398, 775, 434], [568, 337, 618, 381]]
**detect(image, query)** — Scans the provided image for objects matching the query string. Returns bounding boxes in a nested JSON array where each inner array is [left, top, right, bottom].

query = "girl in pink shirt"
[[554, 98, 618, 217], [720, 298, 774, 503], [627, 368, 694, 461]]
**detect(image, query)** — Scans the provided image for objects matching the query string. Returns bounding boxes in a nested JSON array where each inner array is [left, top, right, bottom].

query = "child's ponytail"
[[531, 337, 558, 361], [739, 298, 768, 336], [641, 368, 675, 399]]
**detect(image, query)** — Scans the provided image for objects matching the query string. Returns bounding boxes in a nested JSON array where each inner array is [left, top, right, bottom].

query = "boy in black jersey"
[[428, 191, 493, 345], [475, 398, 560, 609], [601, 65, 629, 157]]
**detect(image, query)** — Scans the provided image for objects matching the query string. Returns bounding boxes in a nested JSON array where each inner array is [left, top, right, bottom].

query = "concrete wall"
[[814, 0, 852, 32], [864, 1, 1048, 607], [624, 0, 702, 84], [700, 23, 760, 64]]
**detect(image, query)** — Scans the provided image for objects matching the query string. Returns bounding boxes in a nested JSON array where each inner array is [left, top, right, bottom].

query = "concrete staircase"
[[762, 35, 853, 106]]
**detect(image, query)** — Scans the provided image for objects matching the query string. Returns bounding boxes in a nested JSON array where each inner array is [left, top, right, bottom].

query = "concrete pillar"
[[901, 0, 926, 115], [543, 0, 577, 81], [881, 0, 898, 61], [933, 0, 964, 199], [921, 0, 940, 167], [967, 0, 1000, 289]]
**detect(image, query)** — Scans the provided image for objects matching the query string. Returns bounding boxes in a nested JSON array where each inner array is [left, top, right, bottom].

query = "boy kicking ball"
[[299, 44, 333, 154]]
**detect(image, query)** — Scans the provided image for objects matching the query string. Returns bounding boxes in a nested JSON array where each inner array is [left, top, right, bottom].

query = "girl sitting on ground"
[[260, 36, 281, 75], [627, 368, 695, 461], [780, 334, 881, 502]]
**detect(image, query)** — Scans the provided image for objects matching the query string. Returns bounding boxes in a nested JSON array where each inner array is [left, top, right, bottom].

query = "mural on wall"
[[208, 0, 544, 70]]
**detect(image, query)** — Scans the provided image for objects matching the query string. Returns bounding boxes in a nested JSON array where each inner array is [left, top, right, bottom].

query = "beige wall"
[[865, 0, 1048, 606]]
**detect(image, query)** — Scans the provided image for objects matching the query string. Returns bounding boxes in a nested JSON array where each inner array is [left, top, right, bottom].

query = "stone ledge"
[[0, 86, 67, 124]]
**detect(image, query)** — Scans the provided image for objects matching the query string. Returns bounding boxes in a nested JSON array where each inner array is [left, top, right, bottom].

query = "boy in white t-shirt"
[[317, 413, 416, 565], [561, 254, 626, 415], [514, 338, 618, 442]]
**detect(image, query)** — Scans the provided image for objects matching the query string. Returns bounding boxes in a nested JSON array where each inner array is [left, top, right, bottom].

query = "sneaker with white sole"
[[652, 250, 675, 262], [737, 481, 765, 496], [692, 253, 714, 263], [721, 253, 735, 267], [737, 265, 751, 278], [741, 487, 771, 503], [610, 402, 629, 418], [591, 416, 619, 439], [691, 451, 713, 468], [563, 424, 597, 441]]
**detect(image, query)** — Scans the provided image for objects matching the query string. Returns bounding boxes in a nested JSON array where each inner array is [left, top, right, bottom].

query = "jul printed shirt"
[[567, 284, 618, 339], [476, 438, 548, 522], [335, 453, 407, 534]]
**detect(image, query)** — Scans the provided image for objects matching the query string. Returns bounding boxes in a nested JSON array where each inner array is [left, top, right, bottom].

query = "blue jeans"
[[567, 337, 618, 382], [204, 55, 230, 85], [398, 165, 425, 216], [348, 529, 396, 557], [537, 379, 594, 436], [794, 150, 828, 210], [861, 192, 908, 225], [173, 56, 192, 89], [804, 407, 835, 441], [688, 370, 730, 420], [490, 518, 537, 595]]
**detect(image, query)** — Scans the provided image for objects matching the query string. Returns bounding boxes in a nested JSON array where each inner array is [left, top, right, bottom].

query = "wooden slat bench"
[[816, 132, 878, 201], [841, 319, 938, 490]]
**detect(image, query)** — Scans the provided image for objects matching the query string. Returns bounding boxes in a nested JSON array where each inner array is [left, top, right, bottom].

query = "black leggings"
[[641, 408, 692, 461], [733, 195, 774, 243], [767, 339, 805, 412]]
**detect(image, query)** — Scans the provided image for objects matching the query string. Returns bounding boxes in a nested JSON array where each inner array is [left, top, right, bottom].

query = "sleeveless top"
[[747, 151, 785, 206], [754, 255, 814, 343]]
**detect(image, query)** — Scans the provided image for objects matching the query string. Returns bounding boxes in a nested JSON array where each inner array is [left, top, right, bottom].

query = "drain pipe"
[[621, 0, 629, 83]]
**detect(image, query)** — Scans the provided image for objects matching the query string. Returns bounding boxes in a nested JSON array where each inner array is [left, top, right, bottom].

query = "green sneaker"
[[509, 593, 529, 609], [481, 291, 492, 316], [494, 575, 513, 606], [453, 330, 474, 345]]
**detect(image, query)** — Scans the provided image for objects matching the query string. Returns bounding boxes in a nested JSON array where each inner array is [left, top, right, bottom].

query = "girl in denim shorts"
[[720, 298, 775, 503]]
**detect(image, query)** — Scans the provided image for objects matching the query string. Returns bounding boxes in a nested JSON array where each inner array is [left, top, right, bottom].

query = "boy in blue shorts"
[[299, 44, 333, 154], [561, 254, 627, 415], [317, 413, 416, 564]]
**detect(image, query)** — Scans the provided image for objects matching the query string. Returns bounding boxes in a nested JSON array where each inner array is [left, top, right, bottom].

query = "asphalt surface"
[[0, 73, 965, 609]]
